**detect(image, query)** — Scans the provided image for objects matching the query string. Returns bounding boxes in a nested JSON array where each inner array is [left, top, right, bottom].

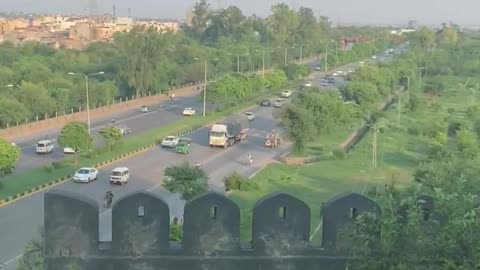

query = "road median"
[[0, 81, 294, 206]]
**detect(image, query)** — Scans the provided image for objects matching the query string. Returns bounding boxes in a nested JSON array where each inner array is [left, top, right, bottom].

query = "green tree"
[[162, 161, 209, 200], [282, 106, 316, 153], [456, 128, 479, 158], [57, 122, 92, 153], [0, 138, 20, 174], [15, 81, 57, 118], [99, 126, 123, 151], [268, 4, 299, 44], [0, 96, 30, 127]]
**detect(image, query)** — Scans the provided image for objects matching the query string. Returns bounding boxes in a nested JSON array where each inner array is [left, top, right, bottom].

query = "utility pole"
[[324, 43, 328, 73], [262, 51, 265, 78], [203, 60, 207, 117], [300, 45, 303, 64], [237, 55, 240, 73], [284, 47, 288, 65]]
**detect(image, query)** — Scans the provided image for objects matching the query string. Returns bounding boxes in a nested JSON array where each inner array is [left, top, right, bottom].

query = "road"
[[0, 47, 405, 268], [8, 60, 323, 175]]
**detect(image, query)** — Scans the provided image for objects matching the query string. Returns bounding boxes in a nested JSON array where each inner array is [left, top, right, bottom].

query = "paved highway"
[[8, 60, 323, 175], [0, 49, 403, 268]]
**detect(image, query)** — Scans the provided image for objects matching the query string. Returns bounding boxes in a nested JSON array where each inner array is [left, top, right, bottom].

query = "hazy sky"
[[1, 0, 479, 25]]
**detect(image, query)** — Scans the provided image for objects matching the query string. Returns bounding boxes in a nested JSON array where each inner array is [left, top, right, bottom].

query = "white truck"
[[209, 115, 250, 148]]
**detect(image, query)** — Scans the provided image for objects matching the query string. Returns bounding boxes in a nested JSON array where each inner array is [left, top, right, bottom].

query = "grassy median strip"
[[0, 86, 292, 201]]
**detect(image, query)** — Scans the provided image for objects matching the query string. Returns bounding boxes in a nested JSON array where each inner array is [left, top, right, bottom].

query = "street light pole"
[[68, 71, 104, 135], [300, 45, 303, 64], [237, 55, 240, 73], [84, 75, 91, 134], [284, 47, 288, 65], [203, 60, 207, 117], [324, 43, 328, 73], [262, 51, 265, 78]]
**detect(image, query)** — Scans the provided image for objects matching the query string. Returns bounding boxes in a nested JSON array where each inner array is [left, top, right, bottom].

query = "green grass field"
[[229, 80, 479, 245]]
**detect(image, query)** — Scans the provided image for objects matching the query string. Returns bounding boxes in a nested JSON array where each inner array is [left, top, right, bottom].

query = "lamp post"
[[194, 58, 218, 117], [254, 49, 266, 78], [228, 53, 249, 73], [68, 71, 105, 134]]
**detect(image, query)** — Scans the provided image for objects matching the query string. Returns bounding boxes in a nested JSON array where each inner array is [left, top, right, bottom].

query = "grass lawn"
[[0, 81, 301, 200], [229, 82, 479, 245]]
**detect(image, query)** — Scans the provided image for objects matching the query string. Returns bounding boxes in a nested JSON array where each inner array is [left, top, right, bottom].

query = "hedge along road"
[[0, 97, 293, 269], [0, 62, 351, 270], [5, 58, 321, 176]]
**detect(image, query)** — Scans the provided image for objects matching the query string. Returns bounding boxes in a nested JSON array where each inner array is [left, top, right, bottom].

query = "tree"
[[456, 128, 479, 158], [0, 138, 20, 174], [0, 96, 30, 127], [189, 0, 211, 40], [268, 4, 299, 44], [15, 81, 57, 118], [57, 122, 92, 153], [282, 106, 316, 153], [162, 162, 209, 200], [99, 126, 123, 151]]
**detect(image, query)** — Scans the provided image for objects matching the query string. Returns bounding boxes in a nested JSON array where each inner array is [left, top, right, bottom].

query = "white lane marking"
[[1, 254, 23, 267]]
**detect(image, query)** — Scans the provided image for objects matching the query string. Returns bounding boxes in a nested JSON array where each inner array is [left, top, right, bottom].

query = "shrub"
[[170, 223, 183, 241], [224, 172, 257, 191], [51, 161, 64, 169], [43, 164, 54, 173], [332, 148, 347, 160]]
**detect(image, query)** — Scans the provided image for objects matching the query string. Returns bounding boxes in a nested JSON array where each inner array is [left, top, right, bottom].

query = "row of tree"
[[343, 27, 480, 269], [0, 0, 398, 129]]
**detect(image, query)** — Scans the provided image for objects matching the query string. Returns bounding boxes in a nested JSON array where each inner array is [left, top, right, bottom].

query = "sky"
[[1, 0, 479, 26]]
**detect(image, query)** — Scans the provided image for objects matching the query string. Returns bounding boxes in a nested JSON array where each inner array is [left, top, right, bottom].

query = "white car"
[[332, 72, 338, 76], [116, 125, 131, 135], [281, 90, 292, 98], [372, 55, 377, 59], [110, 167, 130, 185], [36, 140, 54, 154], [182, 108, 196, 116], [244, 112, 255, 121], [141, 106, 149, 113], [274, 99, 285, 108], [63, 147, 79, 154], [73, 167, 98, 183], [161, 136, 180, 147], [303, 81, 312, 87], [315, 66, 321, 71]]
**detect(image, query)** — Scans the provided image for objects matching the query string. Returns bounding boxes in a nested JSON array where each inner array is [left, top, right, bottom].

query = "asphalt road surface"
[[9, 59, 323, 175], [0, 99, 293, 269], [0, 48, 404, 268]]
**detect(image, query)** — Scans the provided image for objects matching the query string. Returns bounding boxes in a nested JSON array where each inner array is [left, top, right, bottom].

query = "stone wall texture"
[[43, 188, 430, 270]]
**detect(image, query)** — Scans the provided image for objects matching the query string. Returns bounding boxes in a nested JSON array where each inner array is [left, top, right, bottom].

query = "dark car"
[[325, 76, 336, 83], [260, 99, 272, 106]]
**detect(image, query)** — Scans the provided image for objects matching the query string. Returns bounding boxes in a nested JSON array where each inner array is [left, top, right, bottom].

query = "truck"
[[209, 115, 250, 148]]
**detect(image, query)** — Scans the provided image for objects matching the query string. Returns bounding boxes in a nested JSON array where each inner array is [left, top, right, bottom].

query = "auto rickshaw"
[[175, 137, 192, 154], [265, 131, 281, 148]]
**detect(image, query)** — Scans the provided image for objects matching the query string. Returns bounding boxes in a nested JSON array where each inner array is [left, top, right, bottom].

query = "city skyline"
[[0, 0, 479, 26]]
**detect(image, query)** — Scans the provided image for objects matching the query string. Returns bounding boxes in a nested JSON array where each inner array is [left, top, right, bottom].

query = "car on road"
[[63, 147, 79, 154], [281, 90, 292, 98], [315, 66, 321, 71], [36, 140, 54, 154], [110, 167, 130, 185], [244, 112, 255, 121], [359, 61, 365, 67], [320, 79, 328, 87], [260, 99, 272, 106], [182, 107, 196, 116], [175, 137, 192, 154], [372, 55, 377, 59], [161, 136, 180, 147], [274, 98, 285, 108], [116, 125, 131, 135], [140, 105, 149, 113], [325, 76, 336, 83], [303, 81, 312, 87], [73, 167, 99, 183]]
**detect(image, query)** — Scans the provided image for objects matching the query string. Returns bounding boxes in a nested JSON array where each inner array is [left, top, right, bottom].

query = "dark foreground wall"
[[43, 190, 426, 270]]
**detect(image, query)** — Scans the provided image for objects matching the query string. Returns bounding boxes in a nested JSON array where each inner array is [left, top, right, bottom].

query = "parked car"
[[140, 105, 149, 113], [274, 98, 285, 108], [36, 140, 54, 154], [281, 90, 292, 98], [73, 167, 98, 183], [110, 167, 130, 185], [303, 81, 312, 87], [315, 66, 321, 71], [63, 147, 79, 154], [182, 107, 196, 116], [116, 125, 131, 135], [260, 99, 272, 106], [244, 112, 255, 121], [325, 76, 336, 83], [161, 136, 180, 147]]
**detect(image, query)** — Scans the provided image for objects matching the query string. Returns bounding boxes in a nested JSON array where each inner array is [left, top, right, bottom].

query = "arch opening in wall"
[[279, 206, 287, 219], [210, 206, 218, 220], [137, 205, 145, 217]]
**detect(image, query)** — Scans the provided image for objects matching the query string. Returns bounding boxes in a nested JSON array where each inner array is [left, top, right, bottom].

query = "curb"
[[0, 82, 293, 207]]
